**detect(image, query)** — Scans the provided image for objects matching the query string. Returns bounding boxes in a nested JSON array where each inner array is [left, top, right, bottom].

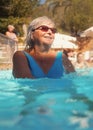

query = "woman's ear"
[[31, 32, 33, 40], [31, 32, 34, 40]]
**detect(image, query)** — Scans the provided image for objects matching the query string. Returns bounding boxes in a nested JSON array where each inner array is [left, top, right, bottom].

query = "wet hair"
[[25, 16, 55, 51]]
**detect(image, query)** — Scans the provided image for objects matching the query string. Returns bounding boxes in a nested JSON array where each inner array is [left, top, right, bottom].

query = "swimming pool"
[[0, 68, 93, 130]]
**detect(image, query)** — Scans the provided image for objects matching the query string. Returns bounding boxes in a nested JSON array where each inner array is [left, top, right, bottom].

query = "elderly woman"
[[13, 16, 75, 78]]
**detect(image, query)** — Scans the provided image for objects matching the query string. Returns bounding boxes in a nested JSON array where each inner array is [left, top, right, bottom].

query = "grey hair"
[[25, 16, 55, 50]]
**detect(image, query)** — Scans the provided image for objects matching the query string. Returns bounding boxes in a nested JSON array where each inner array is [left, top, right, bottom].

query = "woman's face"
[[32, 23, 56, 46], [77, 54, 84, 62]]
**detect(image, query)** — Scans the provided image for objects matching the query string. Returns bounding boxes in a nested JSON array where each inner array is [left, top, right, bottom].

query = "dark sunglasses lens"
[[52, 28, 57, 33], [41, 26, 49, 32], [41, 26, 57, 33]]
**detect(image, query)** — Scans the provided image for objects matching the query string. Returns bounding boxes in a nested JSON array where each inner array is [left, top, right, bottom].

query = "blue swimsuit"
[[24, 51, 65, 78]]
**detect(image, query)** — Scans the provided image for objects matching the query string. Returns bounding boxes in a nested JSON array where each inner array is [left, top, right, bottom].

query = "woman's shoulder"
[[13, 51, 29, 65], [13, 51, 26, 59], [14, 50, 23, 55]]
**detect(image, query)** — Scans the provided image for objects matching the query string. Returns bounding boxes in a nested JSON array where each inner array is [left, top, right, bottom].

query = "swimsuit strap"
[[23, 51, 45, 78]]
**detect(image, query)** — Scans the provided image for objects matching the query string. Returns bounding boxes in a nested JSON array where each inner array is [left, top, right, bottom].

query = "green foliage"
[[0, 0, 39, 17], [45, 0, 93, 34], [1, 0, 93, 36], [0, 0, 11, 17], [63, 0, 93, 32], [10, 0, 38, 17], [0, 0, 39, 35]]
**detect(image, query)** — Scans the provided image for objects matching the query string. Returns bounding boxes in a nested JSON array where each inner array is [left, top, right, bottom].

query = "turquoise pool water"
[[0, 69, 93, 130]]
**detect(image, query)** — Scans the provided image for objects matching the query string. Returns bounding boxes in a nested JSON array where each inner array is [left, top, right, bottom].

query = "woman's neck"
[[34, 44, 51, 54]]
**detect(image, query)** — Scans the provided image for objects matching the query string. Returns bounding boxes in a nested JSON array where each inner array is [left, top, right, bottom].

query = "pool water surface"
[[0, 69, 93, 130]]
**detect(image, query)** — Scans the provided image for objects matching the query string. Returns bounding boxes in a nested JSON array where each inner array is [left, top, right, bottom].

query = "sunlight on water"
[[0, 69, 93, 130]]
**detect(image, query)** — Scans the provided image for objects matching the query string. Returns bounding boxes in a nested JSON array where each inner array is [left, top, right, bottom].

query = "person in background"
[[6, 25, 18, 62], [63, 49, 74, 58], [13, 16, 75, 79], [6, 25, 18, 43], [74, 52, 89, 69], [63, 49, 77, 65]]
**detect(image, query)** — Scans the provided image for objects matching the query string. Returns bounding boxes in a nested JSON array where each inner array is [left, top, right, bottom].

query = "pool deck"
[[0, 63, 12, 70], [0, 44, 24, 70]]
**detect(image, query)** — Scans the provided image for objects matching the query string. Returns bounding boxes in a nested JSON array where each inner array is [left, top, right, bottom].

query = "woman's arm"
[[62, 53, 75, 73], [12, 51, 34, 78]]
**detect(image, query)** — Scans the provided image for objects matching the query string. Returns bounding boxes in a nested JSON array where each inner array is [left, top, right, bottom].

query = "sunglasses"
[[33, 25, 57, 34]]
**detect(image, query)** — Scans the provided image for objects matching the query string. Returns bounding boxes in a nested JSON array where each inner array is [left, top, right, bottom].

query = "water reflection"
[[0, 70, 93, 129]]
